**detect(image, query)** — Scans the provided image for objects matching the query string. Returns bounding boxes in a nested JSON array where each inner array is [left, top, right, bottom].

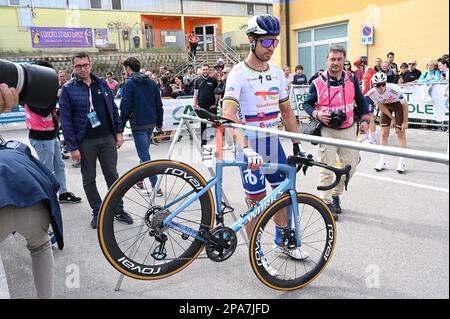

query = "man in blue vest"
[[59, 52, 133, 229]]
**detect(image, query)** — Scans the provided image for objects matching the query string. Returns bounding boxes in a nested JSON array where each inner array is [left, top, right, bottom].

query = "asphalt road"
[[0, 124, 448, 299]]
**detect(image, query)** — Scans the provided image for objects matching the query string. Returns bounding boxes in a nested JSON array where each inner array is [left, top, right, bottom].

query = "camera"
[[329, 110, 347, 128], [0, 59, 59, 109]]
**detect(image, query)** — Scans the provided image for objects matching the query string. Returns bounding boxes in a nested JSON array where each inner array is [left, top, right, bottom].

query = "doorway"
[[144, 24, 154, 48], [194, 25, 216, 52]]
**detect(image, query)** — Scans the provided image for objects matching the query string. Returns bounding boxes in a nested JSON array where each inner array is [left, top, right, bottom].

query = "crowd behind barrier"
[[289, 82, 449, 127], [1, 82, 448, 135]]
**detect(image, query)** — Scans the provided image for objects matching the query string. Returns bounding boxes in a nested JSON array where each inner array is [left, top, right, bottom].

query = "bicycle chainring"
[[205, 227, 237, 262]]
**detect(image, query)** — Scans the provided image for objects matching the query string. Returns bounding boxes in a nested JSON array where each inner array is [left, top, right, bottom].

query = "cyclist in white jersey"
[[365, 72, 409, 173], [222, 14, 309, 267]]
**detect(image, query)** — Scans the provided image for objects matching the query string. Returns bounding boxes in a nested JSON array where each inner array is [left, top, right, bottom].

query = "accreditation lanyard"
[[88, 87, 95, 113]]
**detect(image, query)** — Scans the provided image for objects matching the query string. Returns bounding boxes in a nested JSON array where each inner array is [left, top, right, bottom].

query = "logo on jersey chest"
[[255, 87, 279, 101]]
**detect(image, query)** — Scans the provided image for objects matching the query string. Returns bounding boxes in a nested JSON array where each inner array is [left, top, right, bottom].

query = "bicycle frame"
[[162, 159, 302, 247]]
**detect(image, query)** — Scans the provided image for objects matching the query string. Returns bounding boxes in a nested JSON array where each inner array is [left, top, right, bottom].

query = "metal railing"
[[181, 114, 449, 165], [216, 36, 240, 65]]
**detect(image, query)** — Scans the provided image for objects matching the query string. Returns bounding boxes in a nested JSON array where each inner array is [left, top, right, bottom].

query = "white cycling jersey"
[[365, 83, 406, 105], [223, 61, 289, 132]]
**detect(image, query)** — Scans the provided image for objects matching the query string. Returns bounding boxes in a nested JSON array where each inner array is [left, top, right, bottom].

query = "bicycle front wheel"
[[249, 193, 336, 291], [98, 160, 215, 280]]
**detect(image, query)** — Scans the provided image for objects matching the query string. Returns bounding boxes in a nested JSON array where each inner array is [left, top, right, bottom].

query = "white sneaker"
[[374, 161, 386, 172], [396, 162, 405, 174], [273, 244, 309, 260], [260, 254, 279, 277]]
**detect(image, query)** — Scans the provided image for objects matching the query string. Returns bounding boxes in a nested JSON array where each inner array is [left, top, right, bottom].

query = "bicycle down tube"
[[163, 160, 301, 245]]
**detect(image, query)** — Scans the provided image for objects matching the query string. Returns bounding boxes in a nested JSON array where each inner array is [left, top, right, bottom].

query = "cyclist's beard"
[[252, 41, 271, 63]]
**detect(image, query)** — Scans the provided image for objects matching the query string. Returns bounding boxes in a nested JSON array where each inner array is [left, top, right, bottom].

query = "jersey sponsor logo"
[[255, 87, 279, 101], [259, 120, 280, 129]]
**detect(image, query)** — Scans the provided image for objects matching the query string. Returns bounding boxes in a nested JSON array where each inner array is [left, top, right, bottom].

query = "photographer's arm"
[[0, 83, 19, 114]]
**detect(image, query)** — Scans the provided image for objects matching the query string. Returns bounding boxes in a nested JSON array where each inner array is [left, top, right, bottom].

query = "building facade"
[[0, 0, 272, 52], [274, 0, 449, 78]]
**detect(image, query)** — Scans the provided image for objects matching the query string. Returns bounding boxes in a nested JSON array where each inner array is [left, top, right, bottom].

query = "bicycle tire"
[[249, 193, 336, 291], [98, 160, 215, 280]]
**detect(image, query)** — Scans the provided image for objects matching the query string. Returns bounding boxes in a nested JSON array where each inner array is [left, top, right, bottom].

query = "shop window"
[[112, 0, 121, 10], [297, 23, 348, 79], [90, 0, 101, 9], [247, 3, 254, 16]]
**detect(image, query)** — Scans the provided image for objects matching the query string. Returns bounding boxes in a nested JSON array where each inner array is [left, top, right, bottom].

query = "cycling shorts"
[[380, 101, 404, 128], [236, 136, 287, 199]]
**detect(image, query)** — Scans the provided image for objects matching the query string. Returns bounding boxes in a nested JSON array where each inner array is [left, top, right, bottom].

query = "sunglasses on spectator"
[[375, 83, 386, 88], [258, 38, 279, 48], [344, 63, 351, 66], [408, 63, 416, 65], [74, 63, 90, 70]]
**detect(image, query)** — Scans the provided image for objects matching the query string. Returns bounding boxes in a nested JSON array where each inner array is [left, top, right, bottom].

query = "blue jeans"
[[30, 138, 67, 195], [132, 128, 157, 187]]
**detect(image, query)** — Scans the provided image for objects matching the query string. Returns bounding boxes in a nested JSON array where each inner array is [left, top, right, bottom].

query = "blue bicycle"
[[98, 112, 350, 291]]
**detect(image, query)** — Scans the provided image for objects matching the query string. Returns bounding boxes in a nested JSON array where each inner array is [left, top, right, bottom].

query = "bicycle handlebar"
[[287, 155, 352, 191], [195, 109, 352, 191], [194, 108, 234, 126]]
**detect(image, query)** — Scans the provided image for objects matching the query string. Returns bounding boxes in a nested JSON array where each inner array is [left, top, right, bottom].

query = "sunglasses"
[[258, 38, 279, 48], [375, 83, 386, 88], [344, 63, 351, 66], [408, 63, 416, 66]]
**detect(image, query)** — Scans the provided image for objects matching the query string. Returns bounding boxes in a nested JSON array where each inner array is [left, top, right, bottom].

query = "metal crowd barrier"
[[181, 114, 449, 165]]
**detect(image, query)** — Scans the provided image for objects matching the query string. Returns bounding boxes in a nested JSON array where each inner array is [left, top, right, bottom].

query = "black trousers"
[[78, 135, 123, 214], [200, 106, 217, 146], [190, 43, 198, 56]]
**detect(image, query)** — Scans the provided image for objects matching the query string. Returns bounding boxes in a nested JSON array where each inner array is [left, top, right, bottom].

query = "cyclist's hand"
[[401, 121, 408, 131], [242, 147, 264, 171]]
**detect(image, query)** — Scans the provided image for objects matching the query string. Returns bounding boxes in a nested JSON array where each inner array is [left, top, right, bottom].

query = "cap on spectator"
[[215, 60, 225, 70], [353, 56, 368, 67]]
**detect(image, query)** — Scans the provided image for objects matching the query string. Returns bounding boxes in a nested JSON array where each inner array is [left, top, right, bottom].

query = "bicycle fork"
[[286, 189, 302, 248]]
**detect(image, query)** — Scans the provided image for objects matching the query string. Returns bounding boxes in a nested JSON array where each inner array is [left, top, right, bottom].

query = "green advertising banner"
[[290, 83, 449, 122]]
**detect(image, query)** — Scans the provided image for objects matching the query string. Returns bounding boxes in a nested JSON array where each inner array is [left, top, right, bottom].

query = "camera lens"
[[0, 59, 59, 109]]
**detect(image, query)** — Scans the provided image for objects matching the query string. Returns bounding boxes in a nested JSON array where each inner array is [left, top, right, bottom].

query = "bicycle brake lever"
[[302, 165, 309, 175]]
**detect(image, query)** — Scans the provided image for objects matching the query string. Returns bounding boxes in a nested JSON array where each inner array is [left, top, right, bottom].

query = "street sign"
[[361, 24, 374, 45]]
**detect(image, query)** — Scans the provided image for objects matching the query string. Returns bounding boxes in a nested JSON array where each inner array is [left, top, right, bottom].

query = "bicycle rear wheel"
[[249, 193, 336, 291], [98, 160, 214, 280]]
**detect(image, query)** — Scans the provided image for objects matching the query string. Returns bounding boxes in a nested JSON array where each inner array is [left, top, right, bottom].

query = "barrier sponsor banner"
[[400, 83, 448, 122], [119, 98, 199, 136], [30, 27, 93, 48], [0, 106, 26, 125], [289, 85, 310, 118], [290, 83, 449, 122]]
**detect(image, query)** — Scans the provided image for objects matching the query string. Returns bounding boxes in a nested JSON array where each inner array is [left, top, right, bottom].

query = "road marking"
[[0, 254, 10, 299], [355, 172, 449, 193]]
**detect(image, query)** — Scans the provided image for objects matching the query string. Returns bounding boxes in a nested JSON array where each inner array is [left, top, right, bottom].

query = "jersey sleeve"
[[392, 84, 406, 103], [278, 68, 290, 107], [223, 67, 242, 107]]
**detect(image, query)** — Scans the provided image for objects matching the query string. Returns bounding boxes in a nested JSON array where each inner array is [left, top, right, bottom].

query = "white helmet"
[[246, 14, 281, 37], [371, 72, 387, 84]]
